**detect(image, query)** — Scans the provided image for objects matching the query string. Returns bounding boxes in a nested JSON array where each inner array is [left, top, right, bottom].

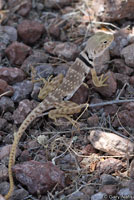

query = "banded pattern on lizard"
[[5, 32, 114, 199]]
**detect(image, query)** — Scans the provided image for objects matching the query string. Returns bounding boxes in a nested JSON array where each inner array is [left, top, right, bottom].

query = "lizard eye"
[[103, 41, 107, 44]]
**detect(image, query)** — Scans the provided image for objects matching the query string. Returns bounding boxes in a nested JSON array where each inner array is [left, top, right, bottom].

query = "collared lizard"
[[4, 31, 114, 199]]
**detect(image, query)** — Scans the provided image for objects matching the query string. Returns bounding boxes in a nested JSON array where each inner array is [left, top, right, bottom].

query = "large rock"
[[91, 0, 134, 22]]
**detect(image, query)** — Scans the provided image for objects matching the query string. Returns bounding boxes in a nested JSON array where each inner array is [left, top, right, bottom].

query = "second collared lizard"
[[4, 31, 114, 199]]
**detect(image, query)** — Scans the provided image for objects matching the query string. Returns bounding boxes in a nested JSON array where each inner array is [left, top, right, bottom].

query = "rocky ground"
[[1, 0, 134, 199]]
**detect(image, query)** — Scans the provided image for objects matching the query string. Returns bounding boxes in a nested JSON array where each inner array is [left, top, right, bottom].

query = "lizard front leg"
[[38, 74, 64, 100], [48, 101, 87, 127], [31, 66, 64, 100], [91, 68, 108, 87]]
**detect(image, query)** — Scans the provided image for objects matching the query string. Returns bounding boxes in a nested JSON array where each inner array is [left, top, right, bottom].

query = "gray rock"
[[118, 188, 134, 198], [91, 192, 106, 200], [11, 80, 33, 103], [0, 96, 14, 113], [121, 43, 134, 68], [100, 174, 118, 185]]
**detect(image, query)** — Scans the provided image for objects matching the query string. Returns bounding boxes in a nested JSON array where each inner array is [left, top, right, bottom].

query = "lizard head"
[[80, 32, 114, 65], [90, 31, 114, 56]]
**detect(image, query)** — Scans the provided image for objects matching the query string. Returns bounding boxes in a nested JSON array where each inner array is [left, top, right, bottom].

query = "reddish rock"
[[97, 158, 123, 174], [110, 30, 129, 57], [129, 159, 134, 179], [101, 185, 117, 195], [112, 102, 134, 128], [104, 104, 118, 116], [94, 49, 110, 74], [70, 84, 89, 104], [48, 23, 60, 39], [13, 99, 36, 125], [129, 76, 134, 85], [18, 20, 44, 44], [117, 110, 134, 128], [56, 153, 76, 170], [17, 1, 32, 16], [111, 59, 133, 75], [81, 144, 97, 155], [0, 67, 26, 84], [13, 160, 65, 194], [91, 0, 134, 22], [44, 0, 73, 9], [94, 71, 117, 98], [87, 114, 99, 127], [19, 150, 32, 162], [5, 41, 32, 65], [26, 140, 40, 149], [121, 43, 134, 68], [123, 102, 134, 110], [81, 186, 95, 197], [44, 41, 58, 54], [53, 42, 79, 61], [80, 153, 100, 171], [0, 79, 13, 96], [21, 50, 48, 74], [0, 145, 12, 160], [44, 41, 79, 61], [8, 0, 32, 16], [89, 97, 104, 111], [114, 73, 129, 86]]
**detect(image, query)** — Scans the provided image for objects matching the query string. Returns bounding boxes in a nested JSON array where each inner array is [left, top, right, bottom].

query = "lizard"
[[4, 31, 114, 200]]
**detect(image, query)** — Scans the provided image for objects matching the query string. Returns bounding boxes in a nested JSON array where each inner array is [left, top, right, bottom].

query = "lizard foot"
[[91, 68, 108, 87]]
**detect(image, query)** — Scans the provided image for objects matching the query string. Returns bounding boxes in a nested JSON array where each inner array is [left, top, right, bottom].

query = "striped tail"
[[4, 101, 52, 199]]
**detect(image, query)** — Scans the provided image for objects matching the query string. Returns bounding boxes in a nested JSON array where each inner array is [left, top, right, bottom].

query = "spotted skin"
[[5, 32, 114, 199]]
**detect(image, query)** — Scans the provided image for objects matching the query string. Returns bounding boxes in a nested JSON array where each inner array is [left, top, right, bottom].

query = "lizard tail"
[[4, 103, 47, 200]]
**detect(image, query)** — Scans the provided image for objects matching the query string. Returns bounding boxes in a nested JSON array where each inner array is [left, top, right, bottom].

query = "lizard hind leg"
[[49, 112, 79, 128], [48, 101, 87, 128]]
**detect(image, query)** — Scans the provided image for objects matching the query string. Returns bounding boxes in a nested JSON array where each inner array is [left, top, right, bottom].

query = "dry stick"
[[40, 98, 134, 117], [52, 139, 73, 165], [116, 112, 134, 140], [0, 91, 12, 98], [116, 82, 129, 100], [42, 126, 132, 142], [83, 20, 119, 41], [40, 98, 134, 141], [88, 99, 134, 108], [91, 21, 120, 30]]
